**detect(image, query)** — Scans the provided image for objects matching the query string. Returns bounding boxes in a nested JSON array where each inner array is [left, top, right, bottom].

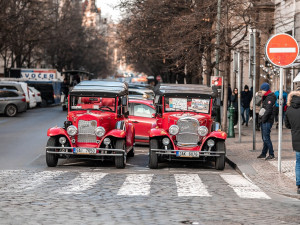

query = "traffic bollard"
[[227, 105, 235, 138]]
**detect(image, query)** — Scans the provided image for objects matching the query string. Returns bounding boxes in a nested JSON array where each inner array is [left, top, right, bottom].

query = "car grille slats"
[[78, 120, 97, 143], [177, 117, 199, 147]]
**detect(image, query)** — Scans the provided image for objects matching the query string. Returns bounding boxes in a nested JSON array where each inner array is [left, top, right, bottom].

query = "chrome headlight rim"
[[169, 125, 179, 135], [162, 137, 170, 146], [207, 139, 215, 147], [95, 126, 105, 137], [198, 126, 208, 136], [67, 125, 77, 136]]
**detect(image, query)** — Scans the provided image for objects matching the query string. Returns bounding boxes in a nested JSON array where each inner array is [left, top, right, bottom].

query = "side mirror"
[[122, 97, 127, 106]]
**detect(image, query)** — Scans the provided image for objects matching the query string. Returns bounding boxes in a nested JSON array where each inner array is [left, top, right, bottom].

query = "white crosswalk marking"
[[58, 172, 107, 194], [174, 174, 211, 197], [117, 174, 153, 196], [0, 170, 66, 192], [220, 174, 270, 199]]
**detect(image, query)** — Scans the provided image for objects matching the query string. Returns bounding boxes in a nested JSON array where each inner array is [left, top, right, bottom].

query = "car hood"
[[68, 111, 114, 131], [168, 113, 210, 127]]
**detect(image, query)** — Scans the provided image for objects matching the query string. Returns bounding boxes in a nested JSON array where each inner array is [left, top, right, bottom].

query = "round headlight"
[[59, 136, 66, 145], [103, 137, 111, 145], [67, 125, 77, 136], [95, 126, 105, 137], [169, 125, 179, 135], [207, 139, 215, 147], [162, 137, 170, 146], [198, 126, 208, 136]]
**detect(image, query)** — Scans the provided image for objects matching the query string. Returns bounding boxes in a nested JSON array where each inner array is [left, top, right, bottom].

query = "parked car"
[[28, 88, 37, 108], [28, 86, 42, 106], [0, 89, 27, 117], [148, 84, 227, 170], [129, 88, 154, 100], [128, 99, 156, 144], [45, 80, 135, 168], [0, 81, 30, 105]]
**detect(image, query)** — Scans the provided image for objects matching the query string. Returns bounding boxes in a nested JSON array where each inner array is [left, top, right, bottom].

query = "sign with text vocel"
[[20, 69, 57, 80]]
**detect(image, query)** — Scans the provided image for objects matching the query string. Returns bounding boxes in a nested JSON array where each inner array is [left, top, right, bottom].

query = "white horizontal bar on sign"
[[58, 172, 107, 194], [220, 174, 270, 199], [117, 174, 153, 196], [269, 48, 296, 53], [174, 174, 211, 197]]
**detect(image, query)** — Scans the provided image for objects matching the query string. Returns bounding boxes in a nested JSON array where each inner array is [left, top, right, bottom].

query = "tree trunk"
[[222, 45, 230, 131]]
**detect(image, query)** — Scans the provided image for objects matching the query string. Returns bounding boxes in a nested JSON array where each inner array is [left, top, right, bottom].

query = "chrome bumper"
[[151, 149, 225, 157], [46, 146, 125, 157]]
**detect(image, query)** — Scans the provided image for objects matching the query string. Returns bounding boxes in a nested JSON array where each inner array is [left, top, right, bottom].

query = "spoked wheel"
[[148, 139, 158, 169], [5, 104, 17, 117], [215, 141, 226, 170], [115, 139, 126, 169], [46, 137, 58, 167]]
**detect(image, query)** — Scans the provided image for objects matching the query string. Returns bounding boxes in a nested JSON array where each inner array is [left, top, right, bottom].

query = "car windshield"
[[70, 96, 116, 112], [164, 97, 210, 114]]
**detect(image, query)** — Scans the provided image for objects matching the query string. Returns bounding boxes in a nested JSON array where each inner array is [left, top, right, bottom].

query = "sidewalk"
[[225, 121, 299, 199]]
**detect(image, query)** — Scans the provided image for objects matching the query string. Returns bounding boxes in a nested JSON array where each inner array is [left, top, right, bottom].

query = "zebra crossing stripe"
[[117, 174, 153, 196], [174, 174, 211, 197], [58, 172, 107, 194], [220, 174, 270, 199]]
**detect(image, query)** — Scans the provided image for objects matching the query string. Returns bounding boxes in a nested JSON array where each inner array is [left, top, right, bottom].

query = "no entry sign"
[[265, 33, 299, 67]]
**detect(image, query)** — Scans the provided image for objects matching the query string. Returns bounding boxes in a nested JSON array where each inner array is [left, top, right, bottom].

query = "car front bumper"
[[46, 146, 126, 157]]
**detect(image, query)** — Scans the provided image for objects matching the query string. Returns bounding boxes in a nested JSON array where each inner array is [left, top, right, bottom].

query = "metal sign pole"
[[237, 52, 241, 143], [278, 67, 283, 172], [249, 30, 256, 150]]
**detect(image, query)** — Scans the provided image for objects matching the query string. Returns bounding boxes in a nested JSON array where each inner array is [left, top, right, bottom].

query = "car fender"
[[47, 127, 72, 144], [200, 131, 227, 148], [149, 128, 169, 138], [105, 129, 126, 139]]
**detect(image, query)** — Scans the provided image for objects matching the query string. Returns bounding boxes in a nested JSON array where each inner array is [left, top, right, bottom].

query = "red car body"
[[128, 99, 156, 143], [46, 80, 135, 168], [148, 84, 227, 170]]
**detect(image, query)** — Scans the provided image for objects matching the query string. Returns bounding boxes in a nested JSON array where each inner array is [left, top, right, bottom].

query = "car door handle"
[[132, 121, 139, 123]]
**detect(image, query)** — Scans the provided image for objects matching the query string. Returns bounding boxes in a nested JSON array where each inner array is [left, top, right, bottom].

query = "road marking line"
[[117, 174, 153, 196], [0, 171, 66, 192], [58, 172, 107, 194], [174, 174, 211, 197], [220, 174, 270, 199], [269, 48, 296, 53]]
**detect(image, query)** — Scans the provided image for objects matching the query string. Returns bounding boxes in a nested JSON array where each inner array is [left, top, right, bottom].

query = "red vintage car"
[[149, 84, 227, 170], [128, 99, 156, 143], [45, 80, 135, 168]]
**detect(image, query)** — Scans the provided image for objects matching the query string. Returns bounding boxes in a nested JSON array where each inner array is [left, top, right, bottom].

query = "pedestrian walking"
[[241, 85, 252, 126], [274, 90, 288, 129], [257, 82, 276, 160], [250, 90, 262, 131], [284, 89, 300, 194], [231, 88, 239, 127]]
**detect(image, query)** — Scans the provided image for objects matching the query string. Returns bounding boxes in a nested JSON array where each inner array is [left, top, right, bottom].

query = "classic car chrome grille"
[[78, 120, 97, 143], [177, 117, 199, 146]]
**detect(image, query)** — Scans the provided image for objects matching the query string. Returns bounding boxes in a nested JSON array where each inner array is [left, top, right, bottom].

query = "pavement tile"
[[225, 122, 299, 199]]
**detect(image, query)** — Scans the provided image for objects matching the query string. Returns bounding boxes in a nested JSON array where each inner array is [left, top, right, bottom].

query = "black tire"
[[62, 105, 67, 111], [127, 147, 134, 157], [46, 137, 58, 167], [115, 139, 126, 169], [215, 141, 226, 170], [5, 104, 17, 117], [148, 139, 158, 169]]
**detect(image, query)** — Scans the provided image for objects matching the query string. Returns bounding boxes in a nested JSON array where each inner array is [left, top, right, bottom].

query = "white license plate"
[[74, 148, 96, 154], [176, 151, 199, 158]]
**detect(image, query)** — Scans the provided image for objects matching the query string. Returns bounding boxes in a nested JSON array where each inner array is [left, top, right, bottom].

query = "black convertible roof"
[[70, 80, 128, 96], [154, 84, 216, 97]]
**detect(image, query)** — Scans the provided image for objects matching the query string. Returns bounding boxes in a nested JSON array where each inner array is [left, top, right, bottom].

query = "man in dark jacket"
[[231, 88, 238, 127], [285, 89, 300, 194], [257, 83, 276, 160], [241, 85, 252, 126]]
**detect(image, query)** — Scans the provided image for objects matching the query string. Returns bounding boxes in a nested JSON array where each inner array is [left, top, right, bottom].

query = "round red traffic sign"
[[265, 33, 299, 67]]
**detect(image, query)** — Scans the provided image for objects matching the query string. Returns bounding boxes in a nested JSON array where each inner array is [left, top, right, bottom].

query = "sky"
[[96, 0, 122, 22]]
